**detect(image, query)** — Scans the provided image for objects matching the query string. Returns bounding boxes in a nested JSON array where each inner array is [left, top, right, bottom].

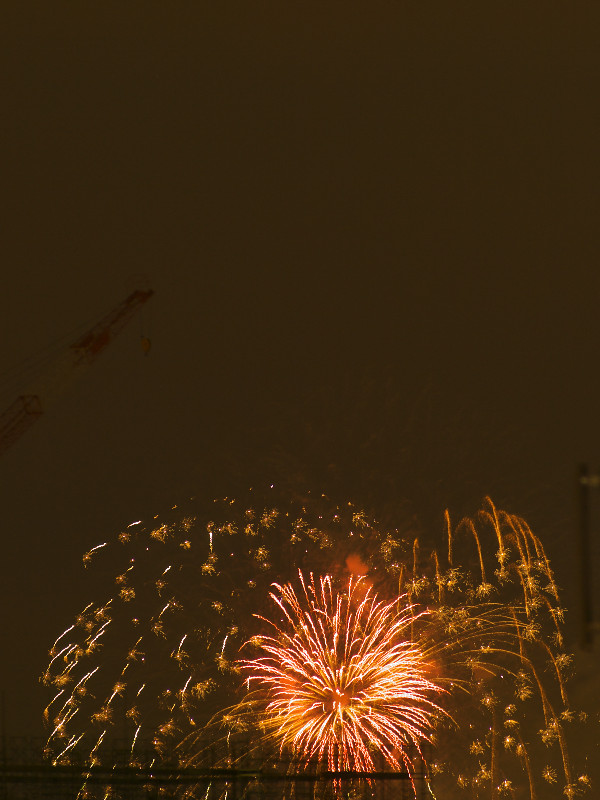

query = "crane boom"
[[0, 289, 153, 455], [0, 395, 43, 454], [71, 289, 153, 364]]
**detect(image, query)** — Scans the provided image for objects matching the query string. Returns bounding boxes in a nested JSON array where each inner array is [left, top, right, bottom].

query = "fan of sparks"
[[240, 571, 446, 775], [42, 491, 592, 799]]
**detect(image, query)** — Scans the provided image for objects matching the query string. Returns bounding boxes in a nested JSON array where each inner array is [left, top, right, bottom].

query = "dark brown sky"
[[1, 2, 600, 736]]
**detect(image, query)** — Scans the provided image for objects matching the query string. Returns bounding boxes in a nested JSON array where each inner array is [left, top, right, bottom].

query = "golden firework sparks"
[[41, 493, 590, 799]]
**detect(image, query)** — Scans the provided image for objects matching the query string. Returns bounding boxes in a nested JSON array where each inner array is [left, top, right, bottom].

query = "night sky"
[[2, 2, 600, 741]]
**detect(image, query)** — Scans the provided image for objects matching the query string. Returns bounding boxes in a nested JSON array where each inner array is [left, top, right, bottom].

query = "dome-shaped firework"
[[43, 490, 590, 799]]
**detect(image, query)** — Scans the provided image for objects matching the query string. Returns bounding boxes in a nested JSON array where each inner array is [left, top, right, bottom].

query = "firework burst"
[[41, 492, 591, 799], [240, 571, 446, 775]]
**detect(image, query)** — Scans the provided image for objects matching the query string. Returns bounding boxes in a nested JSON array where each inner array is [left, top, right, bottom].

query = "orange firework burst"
[[240, 570, 447, 775]]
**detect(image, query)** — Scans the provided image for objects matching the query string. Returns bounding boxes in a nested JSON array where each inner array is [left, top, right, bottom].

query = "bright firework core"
[[240, 571, 446, 774]]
